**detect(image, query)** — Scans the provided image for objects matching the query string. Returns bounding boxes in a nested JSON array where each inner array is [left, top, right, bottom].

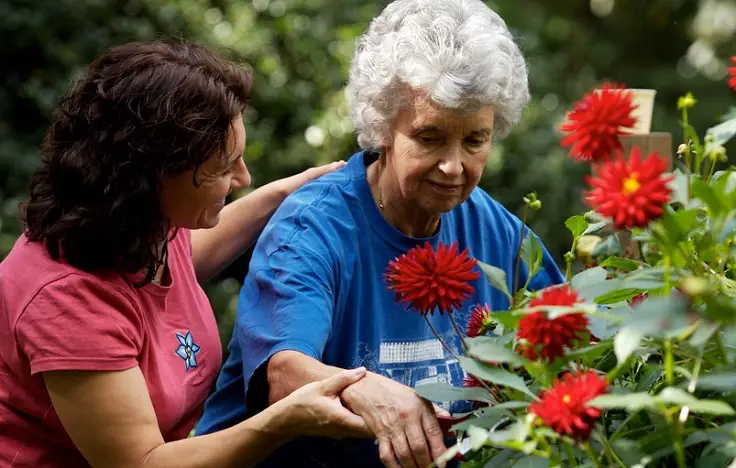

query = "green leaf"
[[466, 336, 528, 367], [696, 372, 736, 392], [467, 425, 489, 450], [594, 287, 642, 305], [458, 356, 536, 399], [620, 267, 669, 290], [565, 341, 612, 361], [668, 169, 690, 206], [566, 215, 589, 239], [452, 403, 527, 431], [614, 326, 642, 364], [707, 116, 736, 145], [689, 322, 719, 349], [520, 231, 543, 281], [599, 256, 643, 272], [571, 266, 608, 295], [582, 221, 607, 236], [512, 455, 549, 468], [656, 387, 736, 415], [587, 392, 658, 411], [692, 180, 725, 217], [484, 449, 519, 468], [414, 382, 495, 403], [478, 260, 512, 301]]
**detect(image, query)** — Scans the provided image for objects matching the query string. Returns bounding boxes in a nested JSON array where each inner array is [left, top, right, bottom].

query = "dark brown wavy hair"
[[19, 39, 252, 282]]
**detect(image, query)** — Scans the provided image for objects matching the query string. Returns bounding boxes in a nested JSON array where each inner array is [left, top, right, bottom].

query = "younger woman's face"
[[161, 116, 251, 230]]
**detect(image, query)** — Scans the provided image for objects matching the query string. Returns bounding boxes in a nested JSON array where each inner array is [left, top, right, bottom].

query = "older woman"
[[197, 0, 564, 467], [0, 40, 374, 467]]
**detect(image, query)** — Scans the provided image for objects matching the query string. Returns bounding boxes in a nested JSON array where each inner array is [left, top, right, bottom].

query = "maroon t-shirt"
[[0, 230, 222, 467]]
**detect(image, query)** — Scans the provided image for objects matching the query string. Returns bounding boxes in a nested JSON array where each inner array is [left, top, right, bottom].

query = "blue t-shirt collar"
[[348, 150, 446, 253]]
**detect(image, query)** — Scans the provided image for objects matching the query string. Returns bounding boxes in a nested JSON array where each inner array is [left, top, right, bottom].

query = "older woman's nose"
[[437, 147, 464, 177], [231, 158, 252, 189]]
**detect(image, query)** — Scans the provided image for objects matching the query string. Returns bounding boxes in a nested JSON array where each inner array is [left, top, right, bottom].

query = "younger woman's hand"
[[277, 367, 373, 440]]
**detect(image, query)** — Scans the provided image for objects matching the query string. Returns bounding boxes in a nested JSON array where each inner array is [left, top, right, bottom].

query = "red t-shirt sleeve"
[[15, 274, 143, 375]]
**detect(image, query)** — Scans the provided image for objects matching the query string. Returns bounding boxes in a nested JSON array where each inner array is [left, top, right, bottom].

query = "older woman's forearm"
[[267, 350, 343, 404], [190, 181, 287, 282]]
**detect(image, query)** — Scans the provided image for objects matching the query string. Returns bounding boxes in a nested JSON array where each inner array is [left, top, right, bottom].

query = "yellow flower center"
[[562, 394, 571, 404], [622, 173, 641, 195]]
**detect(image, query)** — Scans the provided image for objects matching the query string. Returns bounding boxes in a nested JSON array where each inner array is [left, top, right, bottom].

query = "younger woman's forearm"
[[140, 399, 294, 468]]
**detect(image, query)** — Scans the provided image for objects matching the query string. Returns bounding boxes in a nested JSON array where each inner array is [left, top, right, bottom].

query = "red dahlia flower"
[[585, 146, 673, 230], [516, 285, 590, 361], [728, 57, 736, 91], [384, 242, 480, 315], [466, 303, 492, 337], [529, 371, 609, 440], [560, 83, 637, 162]]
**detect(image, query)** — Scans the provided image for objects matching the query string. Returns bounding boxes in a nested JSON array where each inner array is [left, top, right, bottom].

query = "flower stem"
[[512, 208, 529, 303], [448, 313, 469, 352], [595, 429, 627, 468], [665, 411, 688, 468], [715, 330, 729, 365], [582, 442, 601, 468], [665, 338, 675, 387], [564, 442, 578, 467]]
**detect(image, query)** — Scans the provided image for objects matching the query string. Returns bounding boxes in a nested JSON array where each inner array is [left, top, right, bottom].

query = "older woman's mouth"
[[427, 181, 462, 194]]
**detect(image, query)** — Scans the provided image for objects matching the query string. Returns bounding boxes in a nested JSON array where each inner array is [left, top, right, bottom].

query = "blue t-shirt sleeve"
[[235, 203, 339, 403], [489, 195, 565, 292]]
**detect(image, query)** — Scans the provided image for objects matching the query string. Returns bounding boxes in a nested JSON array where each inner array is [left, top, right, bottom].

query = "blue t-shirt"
[[196, 150, 563, 466]]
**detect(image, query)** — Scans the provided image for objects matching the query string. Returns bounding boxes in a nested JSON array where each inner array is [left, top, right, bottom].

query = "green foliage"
[[1, 0, 735, 353]]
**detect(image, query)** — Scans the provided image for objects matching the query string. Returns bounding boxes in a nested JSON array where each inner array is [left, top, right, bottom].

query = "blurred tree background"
[[1, 0, 735, 349]]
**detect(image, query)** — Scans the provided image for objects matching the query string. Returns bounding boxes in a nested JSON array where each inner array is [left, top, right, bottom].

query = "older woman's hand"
[[341, 372, 447, 468], [276, 367, 374, 440], [275, 160, 346, 197]]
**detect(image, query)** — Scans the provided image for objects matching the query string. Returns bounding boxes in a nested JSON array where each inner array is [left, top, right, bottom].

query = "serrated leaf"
[[571, 266, 607, 290], [582, 220, 607, 236], [512, 455, 549, 468], [520, 231, 543, 281], [614, 326, 642, 364], [458, 356, 536, 399], [599, 256, 643, 272], [466, 336, 528, 367], [414, 382, 495, 403], [566, 215, 589, 239], [478, 260, 512, 301], [587, 392, 657, 411], [692, 180, 726, 217]]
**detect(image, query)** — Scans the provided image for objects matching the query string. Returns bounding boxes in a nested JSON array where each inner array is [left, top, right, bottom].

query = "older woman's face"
[[161, 116, 251, 229], [386, 96, 494, 214]]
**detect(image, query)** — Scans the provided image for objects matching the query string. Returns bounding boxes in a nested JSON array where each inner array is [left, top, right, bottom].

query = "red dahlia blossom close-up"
[[560, 83, 637, 162], [466, 303, 492, 337], [728, 57, 736, 91], [529, 371, 609, 440], [585, 146, 673, 230], [384, 241, 480, 315], [516, 285, 591, 361]]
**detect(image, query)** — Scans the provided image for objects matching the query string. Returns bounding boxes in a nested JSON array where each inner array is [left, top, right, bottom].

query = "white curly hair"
[[346, 0, 530, 150]]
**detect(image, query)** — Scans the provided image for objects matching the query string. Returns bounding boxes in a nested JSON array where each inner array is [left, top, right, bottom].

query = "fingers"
[[404, 418, 432, 467], [309, 160, 346, 178], [421, 408, 447, 464], [333, 410, 374, 439], [432, 404, 451, 419], [377, 435, 401, 468], [322, 367, 367, 395]]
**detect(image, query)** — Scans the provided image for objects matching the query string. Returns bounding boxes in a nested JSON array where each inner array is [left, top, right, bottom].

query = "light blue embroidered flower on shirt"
[[175, 331, 201, 371]]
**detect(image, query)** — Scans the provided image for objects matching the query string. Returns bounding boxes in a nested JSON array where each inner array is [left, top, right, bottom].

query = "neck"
[[367, 156, 440, 238]]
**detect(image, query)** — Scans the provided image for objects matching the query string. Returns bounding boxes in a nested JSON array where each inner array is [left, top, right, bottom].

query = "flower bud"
[[677, 143, 690, 158], [677, 92, 697, 110], [706, 143, 727, 162], [678, 276, 710, 297], [529, 200, 542, 211]]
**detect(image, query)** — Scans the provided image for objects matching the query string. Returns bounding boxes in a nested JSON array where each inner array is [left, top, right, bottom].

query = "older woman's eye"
[[465, 137, 486, 147]]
